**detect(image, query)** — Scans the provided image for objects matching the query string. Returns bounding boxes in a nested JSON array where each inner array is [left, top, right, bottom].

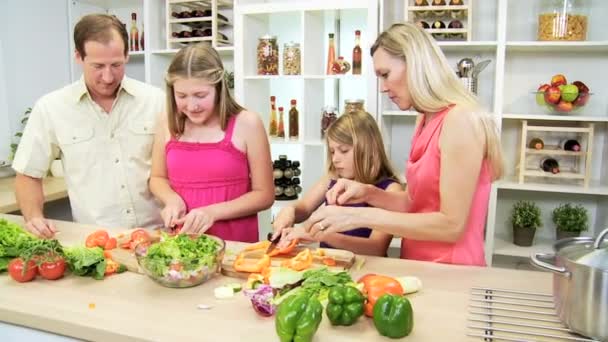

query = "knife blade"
[[265, 232, 280, 255]]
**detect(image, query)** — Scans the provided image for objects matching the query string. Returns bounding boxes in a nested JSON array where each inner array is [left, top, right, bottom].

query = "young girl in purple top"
[[271, 110, 402, 256]]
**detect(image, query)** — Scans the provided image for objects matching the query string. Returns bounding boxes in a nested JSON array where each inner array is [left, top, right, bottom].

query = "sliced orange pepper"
[[358, 274, 404, 317], [104, 259, 120, 275], [244, 240, 271, 251], [233, 253, 271, 273], [85, 230, 109, 248], [267, 239, 299, 257], [104, 237, 117, 250], [281, 249, 313, 271], [322, 257, 337, 266]]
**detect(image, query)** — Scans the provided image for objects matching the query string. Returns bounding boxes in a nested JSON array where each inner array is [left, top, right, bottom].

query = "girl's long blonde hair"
[[165, 43, 243, 136], [326, 110, 400, 185], [371, 23, 504, 180]]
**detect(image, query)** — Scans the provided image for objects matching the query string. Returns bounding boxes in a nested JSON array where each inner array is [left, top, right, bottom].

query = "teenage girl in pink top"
[[298, 23, 504, 266], [149, 44, 274, 242]]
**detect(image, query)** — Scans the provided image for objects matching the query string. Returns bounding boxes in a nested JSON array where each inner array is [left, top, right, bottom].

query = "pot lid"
[[556, 228, 608, 271]]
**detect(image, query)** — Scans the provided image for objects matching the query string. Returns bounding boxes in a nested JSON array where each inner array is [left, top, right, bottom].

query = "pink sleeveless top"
[[402, 107, 490, 266], [166, 115, 258, 242]]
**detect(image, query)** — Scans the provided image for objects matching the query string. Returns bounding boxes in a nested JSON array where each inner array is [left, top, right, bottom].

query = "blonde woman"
[[302, 23, 504, 266], [149, 43, 274, 241], [271, 110, 403, 256]]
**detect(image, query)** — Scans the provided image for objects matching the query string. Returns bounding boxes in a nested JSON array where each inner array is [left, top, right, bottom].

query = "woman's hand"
[[280, 226, 317, 245], [161, 196, 187, 228], [326, 179, 371, 205], [271, 206, 296, 240], [304, 205, 358, 239], [175, 207, 215, 235]]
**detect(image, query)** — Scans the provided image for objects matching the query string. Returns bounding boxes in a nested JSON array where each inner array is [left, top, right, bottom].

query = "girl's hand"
[[175, 207, 215, 236], [271, 206, 296, 240], [326, 179, 371, 205], [304, 205, 357, 239], [161, 197, 187, 228], [281, 227, 317, 245]]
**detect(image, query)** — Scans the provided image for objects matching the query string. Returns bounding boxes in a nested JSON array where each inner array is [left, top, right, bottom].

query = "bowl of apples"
[[534, 74, 591, 114]]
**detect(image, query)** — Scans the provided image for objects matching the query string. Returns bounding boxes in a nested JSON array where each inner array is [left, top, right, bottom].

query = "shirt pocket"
[[128, 120, 155, 162], [56, 127, 95, 175]]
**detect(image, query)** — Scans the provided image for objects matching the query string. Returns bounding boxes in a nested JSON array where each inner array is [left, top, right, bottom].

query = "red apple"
[[556, 100, 573, 112], [572, 80, 590, 94], [573, 92, 590, 107], [551, 74, 567, 87], [544, 86, 561, 105], [536, 84, 550, 105]]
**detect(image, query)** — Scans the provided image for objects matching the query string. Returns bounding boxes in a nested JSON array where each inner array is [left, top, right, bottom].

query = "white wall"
[[0, 0, 71, 164]]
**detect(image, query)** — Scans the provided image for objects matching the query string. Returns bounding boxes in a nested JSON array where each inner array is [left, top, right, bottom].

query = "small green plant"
[[552, 203, 588, 232], [9, 107, 32, 161], [224, 70, 234, 89], [511, 200, 542, 229]]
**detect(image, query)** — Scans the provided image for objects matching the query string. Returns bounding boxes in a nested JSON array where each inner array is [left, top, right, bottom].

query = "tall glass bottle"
[[277, 106, 285, 138], [352, 30, 362, 75], [289, 99, 299, 140], [269, 96, 277, 137], [140, 23, 145, 51], [130, 13, 139, 51], [326, 33, 336, 75]]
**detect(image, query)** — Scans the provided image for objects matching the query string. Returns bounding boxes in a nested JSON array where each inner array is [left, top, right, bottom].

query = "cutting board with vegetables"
[[220, 241, 356, 279]]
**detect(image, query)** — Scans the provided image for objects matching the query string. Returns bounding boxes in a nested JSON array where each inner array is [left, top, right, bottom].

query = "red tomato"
[[38, 257, 66, 280], [85, 230, 110, 248], [104, 237, 117, 250], [131, 229, 150, 243], [8, 258, 38, 283]]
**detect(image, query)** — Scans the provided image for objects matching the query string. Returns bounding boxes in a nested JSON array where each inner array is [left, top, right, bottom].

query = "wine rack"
[[517, 120, 594, 188], [405, 0, 472, 42], [165, 0, 233, 49]]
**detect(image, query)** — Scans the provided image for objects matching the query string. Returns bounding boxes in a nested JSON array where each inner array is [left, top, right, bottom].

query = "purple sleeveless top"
[[320, 178, 396, 249]]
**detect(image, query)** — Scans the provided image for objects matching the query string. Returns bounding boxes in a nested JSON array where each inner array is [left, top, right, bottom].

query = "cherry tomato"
[[38, 256, 66, 280], [8, 258, 38, 283], [85, 230, 109, 248]]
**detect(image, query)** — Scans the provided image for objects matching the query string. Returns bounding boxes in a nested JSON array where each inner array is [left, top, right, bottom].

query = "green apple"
[[561, 84, 579, 102]]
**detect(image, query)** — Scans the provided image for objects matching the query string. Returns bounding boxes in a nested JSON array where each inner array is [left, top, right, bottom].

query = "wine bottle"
[[289, 99, 299, 140], [540, 157, 560, 174], [140, 23, 145, 51], [172, 31, 193, 38], [414, 0, 429, 5], [130, 13, 139, 51], [562, 139, 581, 152], [528, 137, 544, 150], [352, 30, 362, 75]]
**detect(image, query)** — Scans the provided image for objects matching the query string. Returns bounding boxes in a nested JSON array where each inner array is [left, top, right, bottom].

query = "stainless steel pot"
[[531, 228, 608, 341]]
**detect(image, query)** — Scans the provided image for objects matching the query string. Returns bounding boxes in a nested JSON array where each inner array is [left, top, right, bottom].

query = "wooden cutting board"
[[108, 237, 356, 278]]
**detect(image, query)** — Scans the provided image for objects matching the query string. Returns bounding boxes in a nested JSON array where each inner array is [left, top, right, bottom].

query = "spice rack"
[[405, 0, 472, 41], [165, 0, 233, 49], [517, 120, 594, 188]]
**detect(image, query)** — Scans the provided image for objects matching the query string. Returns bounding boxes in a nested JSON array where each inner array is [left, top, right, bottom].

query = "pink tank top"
[[165, 115, 258, 243], [402, 107, 490, 266]]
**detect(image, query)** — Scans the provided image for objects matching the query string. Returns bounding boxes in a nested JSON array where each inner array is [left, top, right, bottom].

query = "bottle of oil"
[[289, 99, 299, 140], [130, 13, 139, 51], [268, 96, 277, 137], [352, 30, 362, 75]]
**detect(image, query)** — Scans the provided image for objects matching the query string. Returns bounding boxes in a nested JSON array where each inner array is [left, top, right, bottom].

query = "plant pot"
[[513, 225, 536, 247], [50, 159, 63, 178], [556, 229, 580, 240]]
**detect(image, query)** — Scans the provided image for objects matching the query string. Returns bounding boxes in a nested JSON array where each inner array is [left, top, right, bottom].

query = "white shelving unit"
[[382, 0, 608, 265]]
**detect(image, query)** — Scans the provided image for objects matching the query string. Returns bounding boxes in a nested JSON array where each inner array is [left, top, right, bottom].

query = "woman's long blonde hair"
[[165, 43, 243, 136], [326, 110, 400, 185], [371, 23, 503, 180]]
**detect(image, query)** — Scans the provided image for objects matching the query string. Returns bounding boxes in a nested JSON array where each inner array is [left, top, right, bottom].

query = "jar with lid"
[[321, 106, 338, 139], [283, 42, 301, 75], [257, 35, 279, 75], [537, 0, 589, 41], [343, 99, 365, 114]]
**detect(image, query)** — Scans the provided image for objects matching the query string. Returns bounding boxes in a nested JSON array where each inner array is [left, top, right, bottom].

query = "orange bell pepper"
[[281, 248, 313, 271], [85, 230, 109, 249], [104, 258, 127, 276], [234, 253, 271, 273], [322, 257, 337, 266], [267, 239, 299, 257], [244, 240, 271, 251], [358, 274, 404, 317]]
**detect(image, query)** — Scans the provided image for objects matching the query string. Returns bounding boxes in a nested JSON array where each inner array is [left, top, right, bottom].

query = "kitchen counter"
[[0, 177, 67, 213], [0, 214, 553, 342]]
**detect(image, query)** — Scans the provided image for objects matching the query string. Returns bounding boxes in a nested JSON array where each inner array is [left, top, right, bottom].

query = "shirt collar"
[[72, 75, 138, 103]]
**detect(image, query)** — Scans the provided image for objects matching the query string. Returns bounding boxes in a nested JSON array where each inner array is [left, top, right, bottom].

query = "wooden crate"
[[517, 120, 594, 188], [405, 0, 472, 42], [165, 0, 233, 50]]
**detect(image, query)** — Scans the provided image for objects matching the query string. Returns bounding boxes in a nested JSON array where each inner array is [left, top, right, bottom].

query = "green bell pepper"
[[373, 294, 414, 338], [325, 285, 365, 326], [275, 293, 323, 342]]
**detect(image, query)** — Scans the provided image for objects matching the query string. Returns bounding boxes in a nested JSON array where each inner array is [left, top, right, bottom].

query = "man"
[[13, 14, 163, 238]]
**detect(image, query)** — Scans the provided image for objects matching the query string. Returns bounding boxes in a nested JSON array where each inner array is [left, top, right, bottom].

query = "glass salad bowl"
[[134, 233, 225, 288]]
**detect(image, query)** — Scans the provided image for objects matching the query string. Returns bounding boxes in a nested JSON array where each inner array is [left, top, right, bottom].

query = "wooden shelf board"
[[525, 148, 584, 157], [437, 41, 497, 52], [506, 41, 608, 52], [493, 236, 553, 258], [502, 113, 608, 122], [408, 5, 468, 11], [128, 51, 145, 57], [523, 170, 585, 179], [496, 177, 608, 195], [527, 125, 591, 133]]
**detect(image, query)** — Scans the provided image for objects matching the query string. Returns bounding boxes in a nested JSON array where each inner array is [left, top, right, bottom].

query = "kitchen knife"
[[265, 232, 280, 255]]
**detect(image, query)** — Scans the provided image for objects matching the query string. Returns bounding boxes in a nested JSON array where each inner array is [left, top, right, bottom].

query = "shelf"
[[506, 41, 608, 53], [496, 177, 608, 196], [76, 0, 141, 9], [244, 75, 364, 80], [382, 110, 419, 117], [502, 113, 608, 123], [493, 236, 553, 258], [168, 0, 233, 9], [128, 51, 145, 57], [408, 5, 468, 11], [525, 148, 584, 157], [304, 75, 365, 80], [152, 46, 233, 55], [523, 170, 585, 180], [437, 41, 497, 52], [526, 125, 591, 133], [169, 17, 232, 28]]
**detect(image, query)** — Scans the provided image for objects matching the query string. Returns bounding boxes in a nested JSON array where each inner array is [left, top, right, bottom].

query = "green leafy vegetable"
[[64, 246, 106, 280], [0, 219, 37, 260]]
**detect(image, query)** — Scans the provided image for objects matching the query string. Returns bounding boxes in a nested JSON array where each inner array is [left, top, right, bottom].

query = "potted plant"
[[552, 203, 588, 240], [8, 107, 31, 161], [511, 200, 542, 247]]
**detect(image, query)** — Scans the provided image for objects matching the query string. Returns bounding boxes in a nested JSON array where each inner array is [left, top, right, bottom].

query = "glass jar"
[[283, 42, 301, 75], [257, 35, 279, 75], [537, 0, 589, 41], [321, 106, 338, 138], [343, 99, 365, 114]]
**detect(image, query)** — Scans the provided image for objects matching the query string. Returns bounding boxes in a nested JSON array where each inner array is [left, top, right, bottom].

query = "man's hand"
[[24, 217, 57, 238]]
